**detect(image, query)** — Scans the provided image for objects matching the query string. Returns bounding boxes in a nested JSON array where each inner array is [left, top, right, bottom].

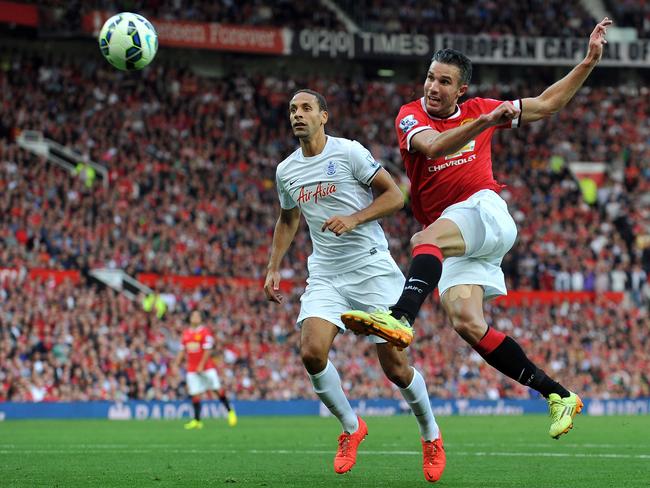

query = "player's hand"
[[586, 17, 612, 64], [321, 215, 360, 236], [264, 270, 284, 303], [482, 102, 520, 127]]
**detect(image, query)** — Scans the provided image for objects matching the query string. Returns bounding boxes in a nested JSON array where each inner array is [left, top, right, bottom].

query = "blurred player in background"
[[343, 18, 613, 440], [177, 310, 237, 429], [264, 89, 446, 482]]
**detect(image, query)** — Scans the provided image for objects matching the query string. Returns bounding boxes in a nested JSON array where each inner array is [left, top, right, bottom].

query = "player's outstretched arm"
[[322, 168, 403, 236], [410, 103, 519, 159], [521, 17, 612, 123], [264, 206, 301, 303]]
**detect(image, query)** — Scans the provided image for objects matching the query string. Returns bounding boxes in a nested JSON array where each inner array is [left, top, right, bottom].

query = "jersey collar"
[[420, 97, 461, 120]]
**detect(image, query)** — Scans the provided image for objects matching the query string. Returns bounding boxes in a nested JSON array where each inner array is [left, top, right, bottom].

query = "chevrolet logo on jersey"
[[445, 139, 476, 160], [445, 117, 476, 160]]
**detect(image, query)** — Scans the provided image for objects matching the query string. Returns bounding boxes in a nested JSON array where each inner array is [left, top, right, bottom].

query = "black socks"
[[391, 246, 443, 324]]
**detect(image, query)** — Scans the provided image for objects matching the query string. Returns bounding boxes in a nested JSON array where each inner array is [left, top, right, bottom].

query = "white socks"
[[400, 368, 439, 441], [310, 362, 437, 440], [309, 360, 359, 433]]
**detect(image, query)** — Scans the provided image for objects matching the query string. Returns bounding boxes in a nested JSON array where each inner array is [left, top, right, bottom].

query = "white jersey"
[[276, 136, 390, 276]]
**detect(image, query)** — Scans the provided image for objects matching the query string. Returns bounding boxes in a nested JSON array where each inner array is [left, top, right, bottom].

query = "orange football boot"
[[421, 433, 446, 482], [334, 416, 368, 474]]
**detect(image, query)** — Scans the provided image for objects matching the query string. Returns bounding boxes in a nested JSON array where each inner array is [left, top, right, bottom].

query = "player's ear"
[[458, 84, 468, 98], [321, 109, 328, 125]]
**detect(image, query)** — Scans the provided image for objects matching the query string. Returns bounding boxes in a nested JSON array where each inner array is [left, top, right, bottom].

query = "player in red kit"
[[177, 310, 237, 429], [343, 18, 612, 441]]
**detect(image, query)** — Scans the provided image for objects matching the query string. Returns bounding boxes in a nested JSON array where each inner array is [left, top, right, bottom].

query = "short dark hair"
[[430, 49, 472, 86], [291, 89, 328, 112]]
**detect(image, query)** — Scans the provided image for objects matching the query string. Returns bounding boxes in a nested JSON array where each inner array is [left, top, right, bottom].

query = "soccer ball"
[[98, 12, 158, 71]]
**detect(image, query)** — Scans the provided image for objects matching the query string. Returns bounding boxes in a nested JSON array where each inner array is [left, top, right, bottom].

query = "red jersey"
[[181, 326, 216, 373], [395, 97, 521, 225]]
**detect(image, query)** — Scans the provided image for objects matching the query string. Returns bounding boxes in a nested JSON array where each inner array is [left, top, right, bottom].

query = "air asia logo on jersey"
[[297, 182, 337, 204], [325, 161, 337, 176], [399, 114, 418, 133]]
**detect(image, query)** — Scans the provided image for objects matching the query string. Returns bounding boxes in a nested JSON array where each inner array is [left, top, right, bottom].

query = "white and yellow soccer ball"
[[98, 12, 158, 71]]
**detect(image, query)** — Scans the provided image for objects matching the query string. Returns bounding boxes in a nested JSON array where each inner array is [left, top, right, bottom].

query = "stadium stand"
[[1, 54, 648, 289], [333, 0, 598, 37], [603, 0, 650, 38], [1, 3, 649, 403], [26, 0, 344, 30], [26, 0, 604, 36], [1, 275, 648, 402]]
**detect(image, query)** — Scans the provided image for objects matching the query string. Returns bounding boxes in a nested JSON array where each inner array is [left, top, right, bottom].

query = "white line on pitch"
[[0, 449, 648, 460]]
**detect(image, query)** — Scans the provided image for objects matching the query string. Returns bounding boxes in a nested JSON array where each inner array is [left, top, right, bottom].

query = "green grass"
[[0, 415, 649, 487]]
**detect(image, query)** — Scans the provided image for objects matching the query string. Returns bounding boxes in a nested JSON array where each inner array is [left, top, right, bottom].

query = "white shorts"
[[186, 369, 221, 396], [297, 254, 405, 343], [438, 190, 518, 299]]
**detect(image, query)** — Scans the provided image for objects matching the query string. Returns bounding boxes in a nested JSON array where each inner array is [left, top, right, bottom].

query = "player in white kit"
[[263, 89, 446, 482]]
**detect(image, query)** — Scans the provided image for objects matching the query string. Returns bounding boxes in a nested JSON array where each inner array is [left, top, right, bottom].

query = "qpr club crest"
[[325, 160, 337, 176]]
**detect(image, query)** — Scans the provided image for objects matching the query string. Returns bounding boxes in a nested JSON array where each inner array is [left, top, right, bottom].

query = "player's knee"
[[410, 230, 435, 249], [300, 345, 328, 374], [449, 312, 487, 345], [382, 363, 412, 388]]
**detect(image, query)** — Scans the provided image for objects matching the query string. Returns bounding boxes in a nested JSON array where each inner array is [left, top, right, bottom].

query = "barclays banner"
[[1, 398, 649, 420]]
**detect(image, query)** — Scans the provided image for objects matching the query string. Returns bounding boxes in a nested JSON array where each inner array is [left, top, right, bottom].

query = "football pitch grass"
[[1, 415, 649, 487]]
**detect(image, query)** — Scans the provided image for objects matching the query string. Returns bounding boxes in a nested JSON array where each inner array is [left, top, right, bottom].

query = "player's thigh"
[[414, 218, 466, 257], [440, 284, 488, 345], [375, 342, 412, 383], [186, 372, 208, 396], [438, 190, 517, 259], [203, 369, 222, 391], [300, 317, 340, 360]]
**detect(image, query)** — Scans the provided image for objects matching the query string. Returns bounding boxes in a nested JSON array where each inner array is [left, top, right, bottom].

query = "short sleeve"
[[395, 104, 434, 153], [202, 330, 215, 350], [349, 140, 382, 186], [276, 169, 297, 209]]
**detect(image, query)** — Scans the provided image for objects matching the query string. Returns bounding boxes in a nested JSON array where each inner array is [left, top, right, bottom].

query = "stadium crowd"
[[1, 275, 648, 402], [604, 0, 650, 38], [1, 49, 649, 402], [335, 0, 598, 37], [31, 0, 344, 31], [27, 0, 608, 37], [1, 54, 649, 293]]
